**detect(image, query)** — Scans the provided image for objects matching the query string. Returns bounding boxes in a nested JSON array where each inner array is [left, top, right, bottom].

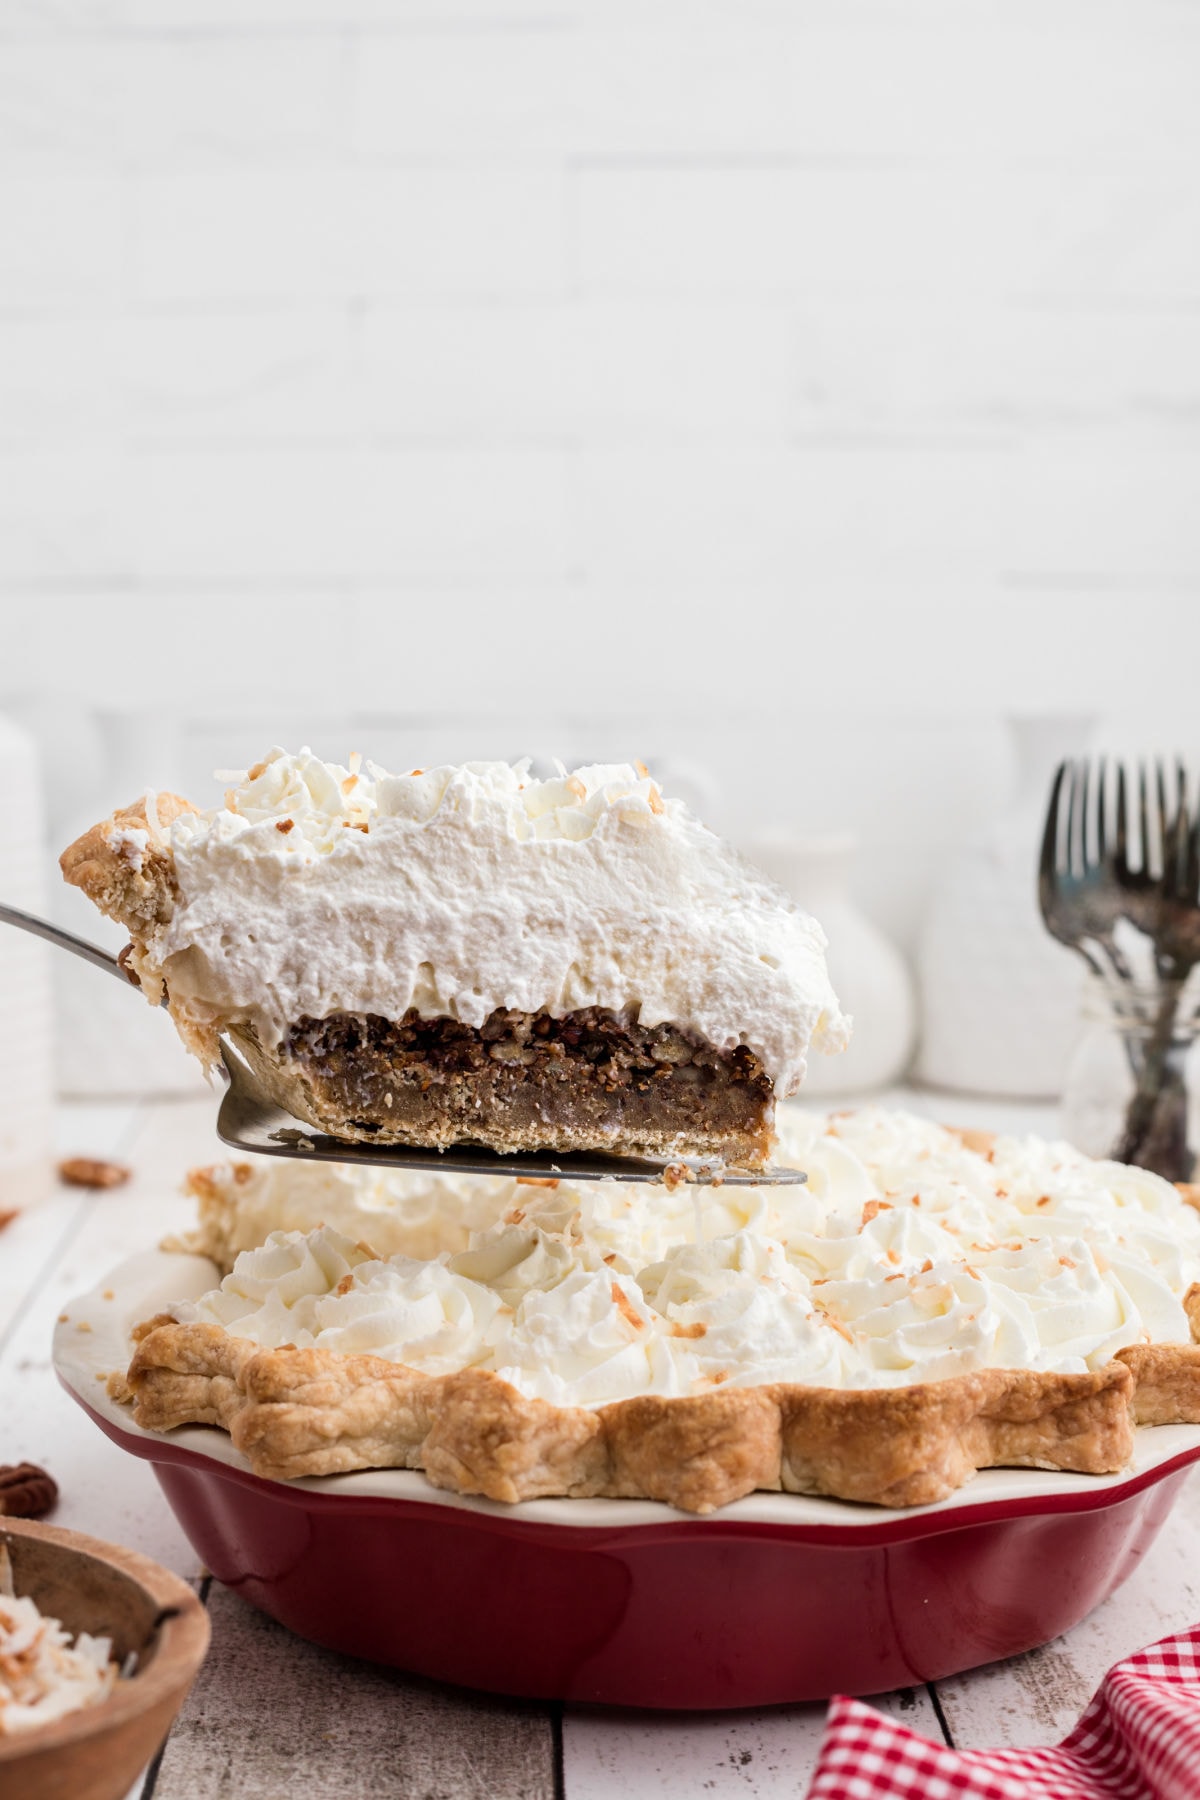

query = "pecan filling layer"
[[251, 1006, 775, 1165]]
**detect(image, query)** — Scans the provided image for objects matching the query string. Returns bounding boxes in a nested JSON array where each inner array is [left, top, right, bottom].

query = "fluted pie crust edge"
[[110, 1289, 1200, 1513]]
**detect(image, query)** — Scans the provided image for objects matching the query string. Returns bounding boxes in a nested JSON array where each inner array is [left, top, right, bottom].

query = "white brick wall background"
[[0, 0, 1197, 1009]]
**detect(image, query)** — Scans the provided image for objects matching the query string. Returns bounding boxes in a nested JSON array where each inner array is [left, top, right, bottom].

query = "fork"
[[1038, 758, 1136, 986], [1118, 760, 1200, 976], [1039, 759, 1200, 1180], [1107, 761, 1200, 1174]]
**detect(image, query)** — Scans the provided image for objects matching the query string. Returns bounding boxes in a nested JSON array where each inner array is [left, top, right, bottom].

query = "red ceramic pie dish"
[[54, 1253, 1200, 1710]]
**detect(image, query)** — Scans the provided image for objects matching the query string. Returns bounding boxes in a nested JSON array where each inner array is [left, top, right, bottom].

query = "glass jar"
[[1061, 978, 1200, 1183]]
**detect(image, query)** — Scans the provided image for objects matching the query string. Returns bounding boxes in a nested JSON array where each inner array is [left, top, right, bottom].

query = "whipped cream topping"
[[174, 1158, 516, 1270], [169, 1106, 1200, 1409], [134, 748, 848, 1094], [0, 1549, 118, 1735]]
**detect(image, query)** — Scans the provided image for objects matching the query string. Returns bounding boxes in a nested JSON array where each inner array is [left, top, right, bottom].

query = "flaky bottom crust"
[[112, 1317, 1200, 1513]]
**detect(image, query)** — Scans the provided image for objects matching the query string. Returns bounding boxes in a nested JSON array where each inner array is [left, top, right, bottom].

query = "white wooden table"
[[6, 1093, 1200, 1799]]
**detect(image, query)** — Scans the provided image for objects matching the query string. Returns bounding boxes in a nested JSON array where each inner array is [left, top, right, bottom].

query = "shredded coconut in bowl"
[[0, 1546, 119, 1735]]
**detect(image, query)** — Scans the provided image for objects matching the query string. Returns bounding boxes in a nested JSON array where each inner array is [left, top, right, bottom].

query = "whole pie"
[[118, 1107, 1200, 1512], [60, 749, 848, 1168]]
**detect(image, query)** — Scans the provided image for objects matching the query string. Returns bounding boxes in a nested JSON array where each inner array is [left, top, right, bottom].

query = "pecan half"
[[58, 1157, 131, 1190], [0, 1463, 58, 1518]]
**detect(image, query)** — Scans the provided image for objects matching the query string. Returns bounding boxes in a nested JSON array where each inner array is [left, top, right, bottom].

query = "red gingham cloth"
[[805, 1627, 1200, 1799]]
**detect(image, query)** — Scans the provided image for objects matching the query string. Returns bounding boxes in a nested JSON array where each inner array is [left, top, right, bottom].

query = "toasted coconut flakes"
[[611, 1284, 645, 1331], [0, 1549, 118, 1734]]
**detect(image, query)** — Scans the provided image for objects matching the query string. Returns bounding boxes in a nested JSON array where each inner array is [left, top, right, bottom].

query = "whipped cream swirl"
[[175, 1158, 516, 1271], [169, 1106, 1200, 1408]]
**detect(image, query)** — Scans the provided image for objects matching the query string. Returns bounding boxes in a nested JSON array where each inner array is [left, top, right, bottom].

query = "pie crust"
[[111, 1301, 1200, 1513]]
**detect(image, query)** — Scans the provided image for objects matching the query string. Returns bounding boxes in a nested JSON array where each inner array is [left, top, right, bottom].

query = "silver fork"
[[1118, 760, 1200, 977], [1039, 759, 1200, 1180], [0, 903, 804, 1188], [1038, 758, 1135, 985], [1107, 761, 1200, 1175]]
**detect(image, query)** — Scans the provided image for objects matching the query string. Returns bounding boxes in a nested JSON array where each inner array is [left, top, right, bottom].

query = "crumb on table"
[[58, 1158, 131, 1190]]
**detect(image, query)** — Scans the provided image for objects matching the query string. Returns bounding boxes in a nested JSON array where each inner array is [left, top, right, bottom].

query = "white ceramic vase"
[[914, 715, 1090, 1098], [0, 714, 54, 1207], [748, 834, 916, 1096]]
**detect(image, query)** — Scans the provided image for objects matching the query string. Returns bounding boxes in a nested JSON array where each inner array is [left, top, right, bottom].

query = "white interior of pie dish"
[[54, 1250, 1200, 1533]]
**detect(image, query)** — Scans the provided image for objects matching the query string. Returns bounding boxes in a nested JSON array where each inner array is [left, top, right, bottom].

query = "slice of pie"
[[60, 750, 848, 1167], [116, 1107, 1200, 1511]]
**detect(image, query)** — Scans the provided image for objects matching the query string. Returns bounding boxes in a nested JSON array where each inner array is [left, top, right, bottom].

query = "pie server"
[[1, 904, 807, 1187]]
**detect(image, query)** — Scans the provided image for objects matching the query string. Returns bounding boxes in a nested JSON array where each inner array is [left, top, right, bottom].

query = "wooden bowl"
[[0, 1517, 209, 1800]]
